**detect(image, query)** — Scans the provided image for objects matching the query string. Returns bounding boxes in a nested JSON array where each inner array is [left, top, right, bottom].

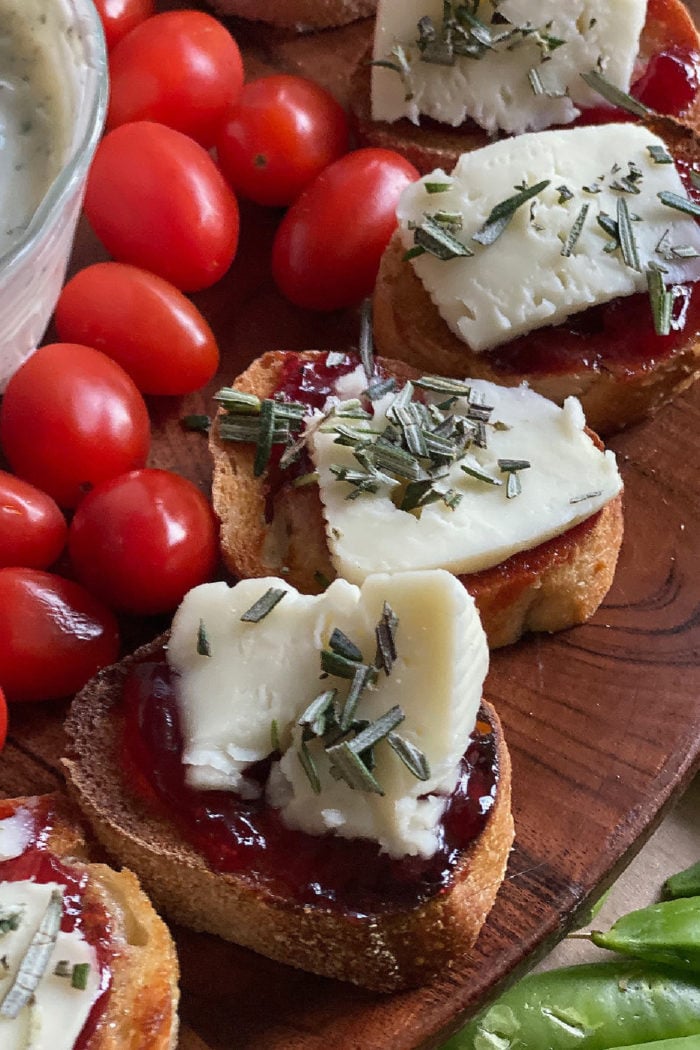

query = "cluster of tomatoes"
[[0, 1, 419, 747]]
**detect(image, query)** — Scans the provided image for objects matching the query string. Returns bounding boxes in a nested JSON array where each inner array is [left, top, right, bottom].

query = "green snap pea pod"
[[442, 961, 700, 1050], [665, 863, 700, 900], [607, 1037, 700, 1050], [592, 897, 700, 971]]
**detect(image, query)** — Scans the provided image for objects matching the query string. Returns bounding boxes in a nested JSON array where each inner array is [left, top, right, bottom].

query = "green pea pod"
[[665, 863, 700, 900], [443, 961, 700, 1050], [592, 897, 700, 971], [607, 1038, 700, 1050]]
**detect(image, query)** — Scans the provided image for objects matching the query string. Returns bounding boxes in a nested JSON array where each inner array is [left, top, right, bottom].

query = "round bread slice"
[[205, 0, 375, 29], [0, 794, 179, 1050], [209, 350, 623, 649], [63, 637, 513, 993], [350, 0, 700, 174]]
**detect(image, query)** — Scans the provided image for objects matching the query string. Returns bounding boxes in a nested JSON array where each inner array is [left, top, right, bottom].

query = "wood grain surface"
[[2, 7, 700, 1049]]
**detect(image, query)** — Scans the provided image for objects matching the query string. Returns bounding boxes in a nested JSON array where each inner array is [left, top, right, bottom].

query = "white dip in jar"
[[0, 0, 107, 390]]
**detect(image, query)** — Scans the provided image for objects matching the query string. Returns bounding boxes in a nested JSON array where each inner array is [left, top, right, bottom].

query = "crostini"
[[373, 120, 700, 435], [0, 794, 179, 1050], [352, 0, 700, 174], [208, 350, 623, 649], [64, 571, 514, 991]]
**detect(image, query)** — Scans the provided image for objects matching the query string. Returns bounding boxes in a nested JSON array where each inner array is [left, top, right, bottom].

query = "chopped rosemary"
[[498, 458, 530, 500], [570, 490, 602, 504], [329, 628, 363, 662], [473, 180, 550, 246], [359, 299, 375, 379], [53, 960, 71, 979], [561, 202, 590, 258], [412, 213, 474, 260], [387, 731, 431, 781], [647, 144, 673, 165], [460, 461, 502, 486], [658, 190, 700, 219], [375, 602, 398, 675], [646, 266, 673, 336], [180, 413, 211, 433], [327, 741, 385, 794], [617, 197, 641, 272], [240, 587, 287, 623], [0, 911, 22, 937], [424, 181, 452, 194], [0, 890, 63, 1019], [580, 69, 651, 118], [196, 619, 212, 657], [556, 185, 574, 204], [71, 962, 90, 991], [298, 738, 321, 794]]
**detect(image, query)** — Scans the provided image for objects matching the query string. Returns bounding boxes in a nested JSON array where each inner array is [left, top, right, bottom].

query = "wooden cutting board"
[[3, 7, 700, 1049]]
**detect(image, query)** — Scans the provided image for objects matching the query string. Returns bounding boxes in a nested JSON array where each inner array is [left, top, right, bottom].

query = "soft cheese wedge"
[[397, 123, 700, 352], [0, 880, 101, 1050], [307, 367, 621, 584], [168, 571, 489, 859], [372, 0, 646, 134]]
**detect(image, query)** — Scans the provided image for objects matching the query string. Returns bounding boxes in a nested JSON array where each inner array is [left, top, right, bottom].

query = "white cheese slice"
[[397, 124, 700, 352], [168, 571, 488, 858], [0, 812, 33, 862], [311, 372, 621, 582], [0, 880, 100, 1050], [372, 0, 646, 134]]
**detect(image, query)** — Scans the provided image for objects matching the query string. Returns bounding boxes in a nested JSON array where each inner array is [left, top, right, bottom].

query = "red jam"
[[122, 654, 500, 917], [0, 798, 114, 1050]]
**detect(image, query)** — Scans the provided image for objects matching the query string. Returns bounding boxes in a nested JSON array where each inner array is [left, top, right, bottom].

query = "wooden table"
[[2, 7, 700, 1048]]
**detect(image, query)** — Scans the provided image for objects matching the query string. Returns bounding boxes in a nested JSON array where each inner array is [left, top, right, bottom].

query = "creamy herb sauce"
[[0, 3, 67, 256]]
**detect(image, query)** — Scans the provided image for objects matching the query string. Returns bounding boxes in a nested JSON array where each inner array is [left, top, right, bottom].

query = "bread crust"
[[205, 0, 375, 29], [0, 795, 179, 1050], [209, 350, 624, 648], [350, 0, 700, 174], [63, 640, 513, 992]]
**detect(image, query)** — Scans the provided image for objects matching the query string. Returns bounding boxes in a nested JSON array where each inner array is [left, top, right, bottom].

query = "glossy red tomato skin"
[[93, 0, 155, 51], [271, 148, 420, 310], [54, 263, 220, 396], [0, 343, 150, 510], [107, 11, 244, 148], [0, 568, 120, 703], [216, 75, 349, 207], [0, 472, 67, 570], [0, 686, 6, 749], [68, 469, 218, 616], [83, 121, 240, 292]]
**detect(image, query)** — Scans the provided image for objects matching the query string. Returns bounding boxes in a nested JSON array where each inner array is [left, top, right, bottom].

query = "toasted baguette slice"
[[350, 0, 700, 174], [63, 640, 513, 993], [205, 0, 375, 29], [0, 794, 179, 1050], [209, 350, 623, 649]]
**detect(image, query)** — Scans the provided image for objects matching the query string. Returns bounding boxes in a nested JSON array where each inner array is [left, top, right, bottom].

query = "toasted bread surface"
[[350, 0, 700, 174], [209, 351, 623, 648], [205, 0, 375, 29], [63, 639, 513, 992], [0, 795, 179, 1050]]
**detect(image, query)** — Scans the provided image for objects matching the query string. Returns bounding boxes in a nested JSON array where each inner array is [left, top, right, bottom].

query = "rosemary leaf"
[[298, 738, 321, 794], [460, 462, 503, 486], [570, 490, 602, 504], [415, 374, 472, 395], [387, 731, 431, 781], [414, 214, 474, 260], [71, 963, 90, 991], [0, 890, 63, 1019], [580, 69, 651, 117], [561, 203, 590, 258], [299, 689, 337, 737], [327, 741, 385, 795], [196, 619, 212, 657], [617, 197, 641, 272], [375, 601, 399, 675], [366, 376, 397, 401], [646, 266, 673, 336], [658, 190, 700, 219], [240, 587, 287, 623], [181, 413, 211, 433], [329, 628, 363, 662], [424, 181, 452, 194], [359, 298, 375, 380], [347, 705, 405, 755], [253, 397, 275, 476], [647, 144, 673, 165], [473, 179, 550, 246], [213, 388, 261, 413], [340, 664, 378, 730], [506, 471, 522, 499]]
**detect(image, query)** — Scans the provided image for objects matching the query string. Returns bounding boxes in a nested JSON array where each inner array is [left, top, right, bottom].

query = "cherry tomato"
[[0, 568, 120, 702], [0, 343, 150, 510], [0, 472, 67, 570], [107, 11, 244, 148], [216, 75, 349, 207], [83, 121, 240, 292], [54, 263, 219, 396], [68, 469, 218, 616], [272, 148, 419, 311], [93, 0, 155, 51], [0, 686, 7, 750]]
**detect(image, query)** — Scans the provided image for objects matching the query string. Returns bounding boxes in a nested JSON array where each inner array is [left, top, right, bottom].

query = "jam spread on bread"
[[122, 655, 500, 915], [0, 798, 113, 1050]]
